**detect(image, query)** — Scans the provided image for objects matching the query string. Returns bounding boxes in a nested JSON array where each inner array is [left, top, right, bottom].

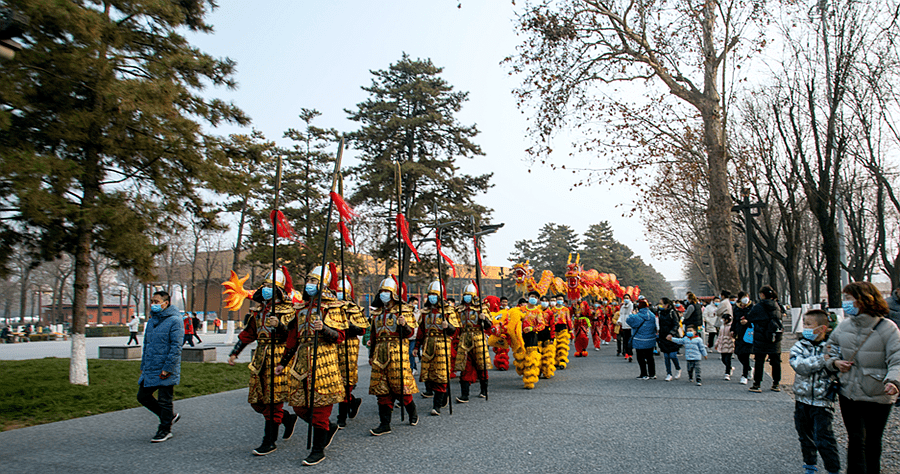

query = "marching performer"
[[518, 291, 545, 389], [414, 280, 459, 415], [454, 282, 492, 402], [599, 300, 614, 345], [552, 294, 572, 369], [226, 268, 298, 456], [368, 277, 419, 435], [590, 301, 603, 351], [573, 301, 592, 357], [333, 274, 369, 429], [538, 296, 556, 379], [275, 265, 347, 466]]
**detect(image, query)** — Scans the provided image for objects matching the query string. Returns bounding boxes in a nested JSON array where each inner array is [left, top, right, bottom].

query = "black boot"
[[478, 380, 488, 399], [369, 404, 392, 436], [282, 412, 297, 440], [302, 422, 338, 466], [252, 420, 278, 456], [430, 392, 442, 416], [348, 396, 362, 419], [456, 382, 470, 403], [336, 402, 349, 429], [405, 400, 418, 426]]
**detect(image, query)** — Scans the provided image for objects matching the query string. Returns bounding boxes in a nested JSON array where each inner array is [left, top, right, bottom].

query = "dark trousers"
[[183, 334, 194, 347], [707, 332, 717, 348], [127, 332, 139, 345], [737, 353, 752, 377], [635, 348, 655, 377], [687, 360, 701, 382], [619, 329, 632, 356], [192, 333, 202, 344], [753, 352, 781, 385], [137, 382, 175, 430], [794, 402, 840, 473], [839, 395, 893, 474], [720, 353, 733, 374]]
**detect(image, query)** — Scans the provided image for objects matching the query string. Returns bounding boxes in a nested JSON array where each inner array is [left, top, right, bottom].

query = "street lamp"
[[0, 9, 27, 60]]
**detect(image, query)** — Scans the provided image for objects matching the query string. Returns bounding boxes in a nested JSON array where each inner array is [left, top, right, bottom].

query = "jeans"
[[619, 329, 632, 356], [663, 352, 681, 375], [635, 348, 655, 377], [183, 334, 194, 347], [794, 402, 840, 473], [137, 382, 175, 430], [753, 352, 781, 385], [737, 353, 752, 377], [687, 360, 701, 382], [127, 332, 139, 345], [839, 395, 893, 474]]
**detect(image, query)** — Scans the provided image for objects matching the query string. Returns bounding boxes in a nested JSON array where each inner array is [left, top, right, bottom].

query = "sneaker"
[[740, 376, 748, 385], [771, 384, 782, 392], [803, 464, 819, 474], [641, 376, 649, 380], [172, 413, 181, 425], [595, 348, 600, 351], [749, 384, 762, 393], [664, 374, 673, 381], [724, 374, 731, 381], [649, 376, 657, 380], [430, 409, 440, 416], [627, 356, 633, 363], [674, 369, 681, 380], [637, 375, 647, 379], [151, 430, 173, 443], [696, 382, 702, 386]]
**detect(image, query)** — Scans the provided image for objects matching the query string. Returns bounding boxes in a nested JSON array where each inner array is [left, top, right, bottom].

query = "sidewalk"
[[0, 344, 804, 474]]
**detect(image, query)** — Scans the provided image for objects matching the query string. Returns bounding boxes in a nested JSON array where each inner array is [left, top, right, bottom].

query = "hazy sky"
[[187, 0, 685, 281]]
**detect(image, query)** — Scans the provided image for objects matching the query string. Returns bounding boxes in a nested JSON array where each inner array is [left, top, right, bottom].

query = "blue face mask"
[[379, 292, 392, 303], [802, 328, 817, 340], [528, 297, 538, 306], [842, 301, 858, 316], [150, 304, 162, 313], [686, 331, 694, 338], [541, 301, 549, 309], [714, 302, 720, 306], [305, 283, 318, 296], [428, 294, 438, 305], [463, 295, 472, 304], [336, 292, 344, 301], [261, 287, 273, 301]]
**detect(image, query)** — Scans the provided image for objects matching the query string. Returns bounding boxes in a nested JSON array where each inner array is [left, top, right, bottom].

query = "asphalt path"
[[0, 345, 803, 473]]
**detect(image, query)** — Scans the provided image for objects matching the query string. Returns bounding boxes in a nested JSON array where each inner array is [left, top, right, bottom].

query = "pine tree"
[[346, 53, 493, 286], [0, 0, 247, 384]]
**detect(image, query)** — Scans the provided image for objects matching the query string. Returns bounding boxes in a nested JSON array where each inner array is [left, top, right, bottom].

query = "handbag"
[[743, 324, 754, 344]]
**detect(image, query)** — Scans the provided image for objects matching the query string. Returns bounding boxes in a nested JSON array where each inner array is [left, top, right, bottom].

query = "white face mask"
[[740, 297, 750, 305]]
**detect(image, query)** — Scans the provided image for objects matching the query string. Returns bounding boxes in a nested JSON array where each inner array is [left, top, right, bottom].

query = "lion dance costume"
[[551, 294, 572, 369], [573, 301, 592, 357], [538, 297, 557, 379]]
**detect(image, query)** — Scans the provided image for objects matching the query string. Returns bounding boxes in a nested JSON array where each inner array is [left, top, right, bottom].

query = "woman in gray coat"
[[826, 282, 900, 474]]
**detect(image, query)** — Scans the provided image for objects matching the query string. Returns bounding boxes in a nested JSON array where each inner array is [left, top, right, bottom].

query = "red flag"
[[435, 236, 457, 277], [329, 192, 359, 222], [474, 236, 487, 276], [396, 213, 421, 262], [338, 221, 354, 248], [270, 210, 307, 246]]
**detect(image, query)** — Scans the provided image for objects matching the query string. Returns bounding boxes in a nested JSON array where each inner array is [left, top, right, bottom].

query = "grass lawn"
[[0, 358, 250, 431]]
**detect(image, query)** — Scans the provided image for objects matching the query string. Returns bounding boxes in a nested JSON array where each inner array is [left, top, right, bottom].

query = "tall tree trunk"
[[94, 268, 104, 325], [71, 205, 92, 385], [229, 191, 250, 321], [190, 235, 199, 312], [18, 267, 30, 323]]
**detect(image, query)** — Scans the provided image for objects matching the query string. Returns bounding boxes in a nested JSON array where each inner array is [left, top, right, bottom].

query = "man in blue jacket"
[[138, 291, 184, 442]]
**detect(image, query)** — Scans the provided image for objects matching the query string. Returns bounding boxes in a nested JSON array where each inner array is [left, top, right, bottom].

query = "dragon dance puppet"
[[224, 267, 299, 457], [415, 280, 459, 416], [277, 265, 348, 466], [368, 276, 419, 436], [454, 282, 493, 402]]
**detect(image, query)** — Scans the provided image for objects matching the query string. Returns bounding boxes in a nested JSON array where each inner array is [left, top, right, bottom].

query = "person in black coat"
[[657, 298, 682, 381], [731, 291, 754, 385], [682, 292, 703, 334], [746, 286, 783, 392], [887, 288, 900, 329]]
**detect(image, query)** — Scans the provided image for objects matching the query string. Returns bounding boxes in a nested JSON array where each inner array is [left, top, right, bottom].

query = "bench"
[[182, 346, 216, 362], [99, 345, 142, 360]]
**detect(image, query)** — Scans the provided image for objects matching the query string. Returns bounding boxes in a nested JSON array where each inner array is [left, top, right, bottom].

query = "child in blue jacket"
[[667, 325, 708, 385]]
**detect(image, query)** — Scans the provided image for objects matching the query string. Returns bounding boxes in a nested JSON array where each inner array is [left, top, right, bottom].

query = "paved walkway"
[[0, 345, 804, 473]]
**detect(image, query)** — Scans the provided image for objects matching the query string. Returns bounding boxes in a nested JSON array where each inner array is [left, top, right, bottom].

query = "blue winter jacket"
[[139, 305, 184, 387], [626, 308, 658, 350], [671, 335, 708, 361]]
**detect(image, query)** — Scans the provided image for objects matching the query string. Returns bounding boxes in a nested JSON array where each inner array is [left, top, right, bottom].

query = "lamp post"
[[731, 188, 766, 299]]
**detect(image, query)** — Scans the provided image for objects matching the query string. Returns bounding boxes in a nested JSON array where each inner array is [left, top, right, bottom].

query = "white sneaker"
[[740, 376, 748, 385], [724, 374, 731, 381], [674, 369, 681, 380], [594, 348, 600, 351], [664, 374, 673, 381]]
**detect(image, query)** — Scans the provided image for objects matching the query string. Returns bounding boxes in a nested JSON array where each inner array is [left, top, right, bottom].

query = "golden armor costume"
[[416, 280, 459, 416], [454, 282, 493, 402], [333, 275, 368, 429]]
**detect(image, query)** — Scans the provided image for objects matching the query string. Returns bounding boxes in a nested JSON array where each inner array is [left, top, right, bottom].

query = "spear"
[[269, 155, 284, 412], [306, 137, 344, 449], [394, 161, 405, 422], [433, 204, 455, 415], [470, 215, 489, 401], [337, 175, 352, 407]]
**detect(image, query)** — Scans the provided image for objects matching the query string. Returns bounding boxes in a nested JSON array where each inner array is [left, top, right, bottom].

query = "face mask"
[[541, 301, 549, 309], [802, 328, 817, 340], [379, 292, 392, 303], [463, 295, 472, 304], [685, 331, 694, 338], [741, 297, 750, 305], [558, 301, 564, 306], [428, 294, 438, 305], [261, 287, 273, 301], [336, 292, 344, 301], [714, 302, 720, 307], [305, 283, 318, 296], [413, 302, 419, 308], [549, 301, 556, 307], [594, 304, 600, 308], [842, 300, 858, 316], [150, 304, 162, 313], [528, 297, 538, 306], [501, 304, 508, 309]]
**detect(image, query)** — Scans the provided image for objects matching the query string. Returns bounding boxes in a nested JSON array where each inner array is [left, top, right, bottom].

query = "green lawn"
[[0, 358, 249, 431]]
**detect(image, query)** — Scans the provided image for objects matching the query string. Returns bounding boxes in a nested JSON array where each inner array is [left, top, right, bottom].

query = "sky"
[[186, 0, 685, 281]]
